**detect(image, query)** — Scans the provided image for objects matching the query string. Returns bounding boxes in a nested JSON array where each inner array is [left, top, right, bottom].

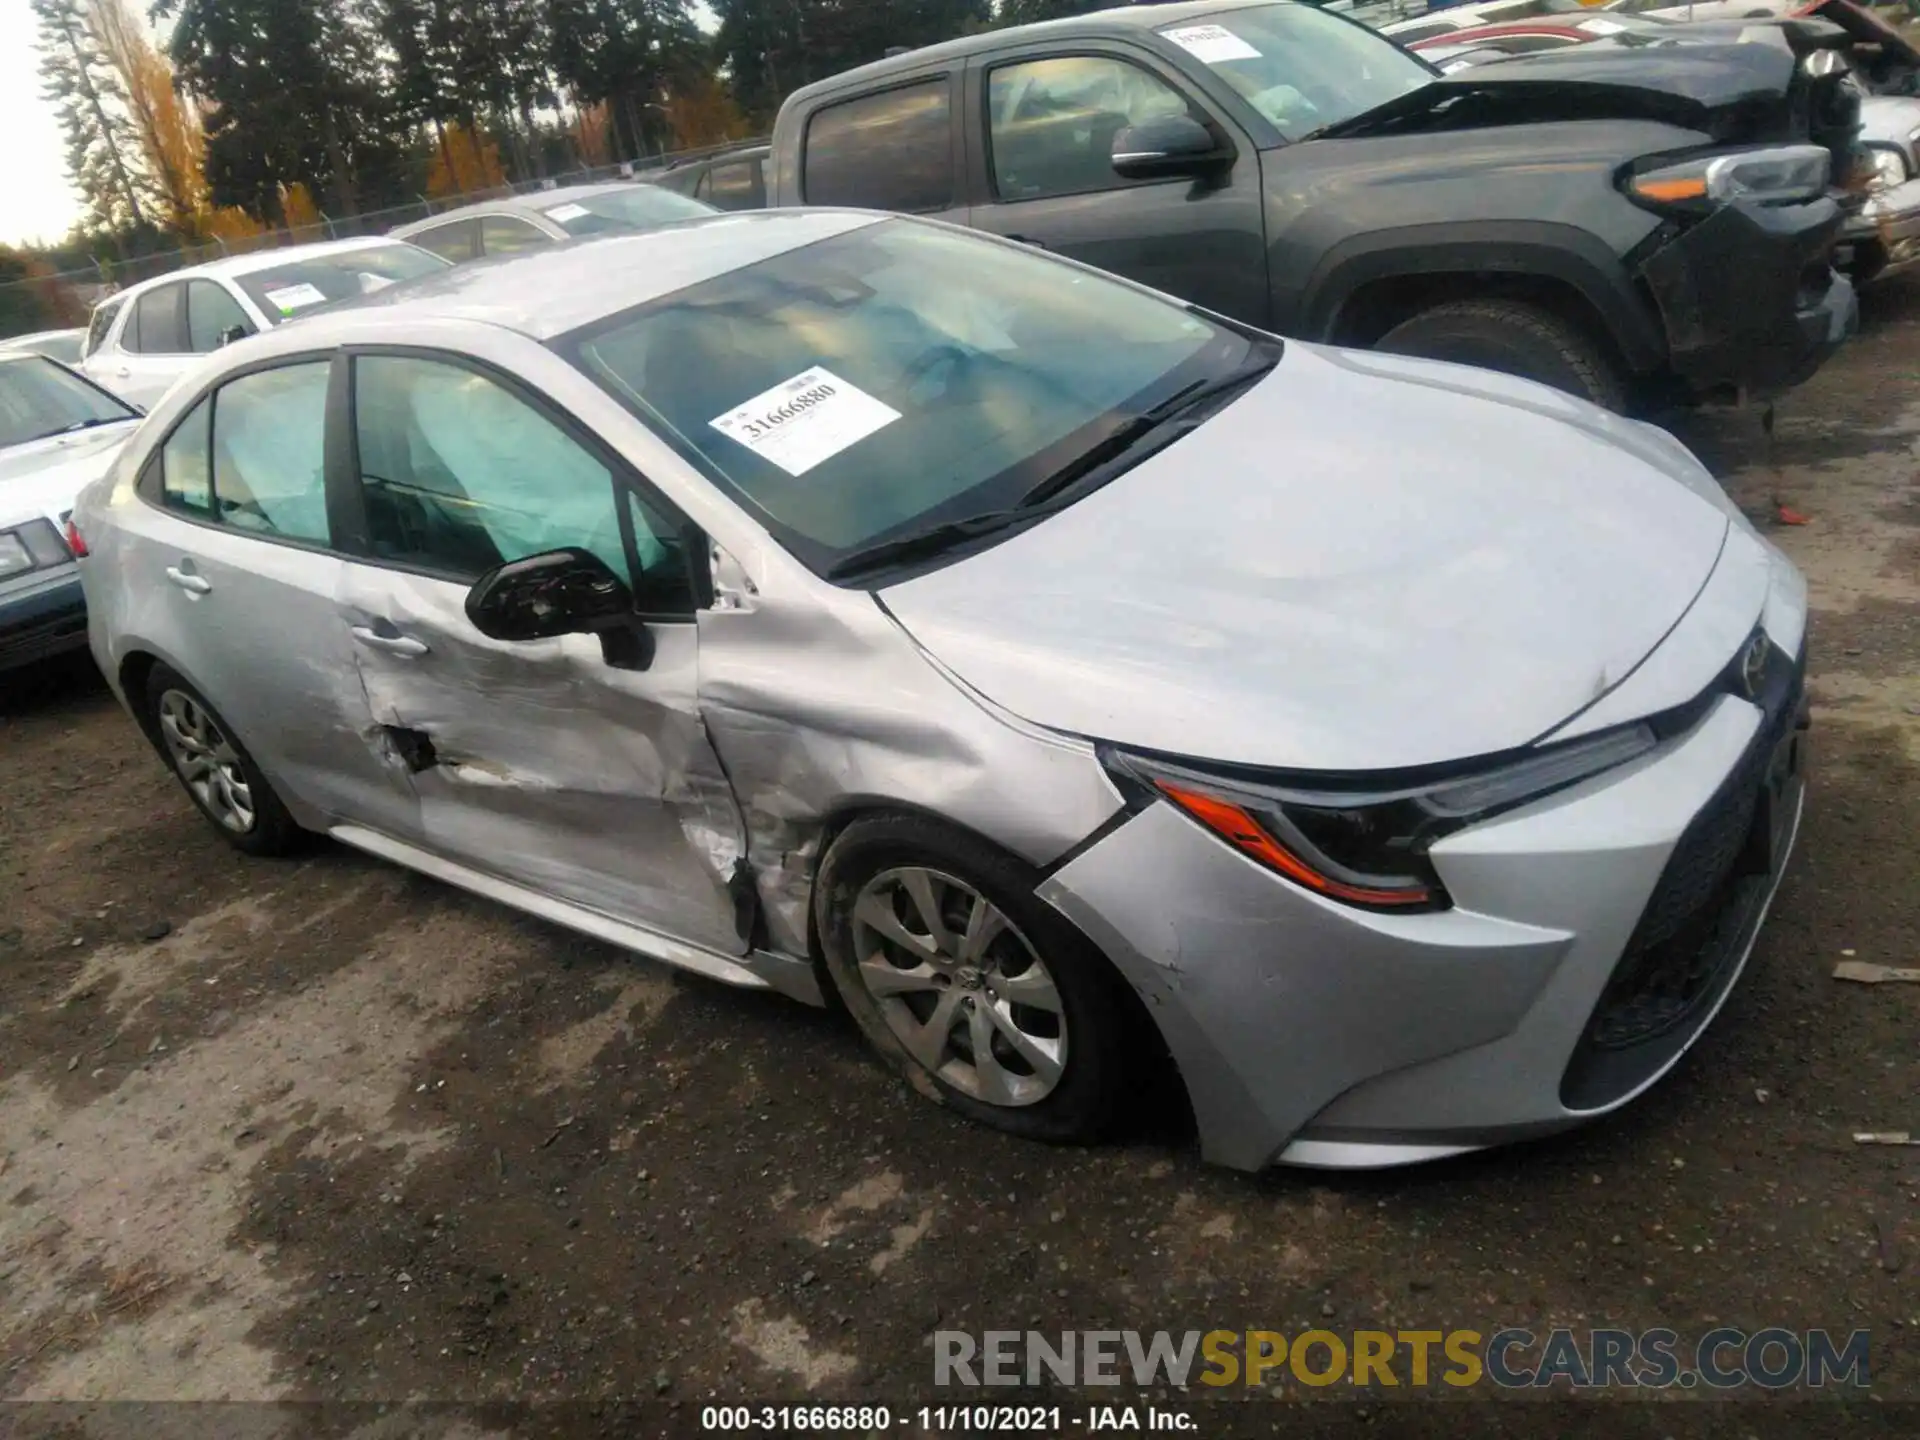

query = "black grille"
[[1561, 639, 1805, 1110]]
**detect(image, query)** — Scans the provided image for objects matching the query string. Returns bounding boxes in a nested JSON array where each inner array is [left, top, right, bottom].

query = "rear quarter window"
[[803, 80, 955, 213]]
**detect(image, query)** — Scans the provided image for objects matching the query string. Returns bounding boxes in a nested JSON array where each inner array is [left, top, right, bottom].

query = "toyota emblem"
[[1739, 634, 1769, 700]]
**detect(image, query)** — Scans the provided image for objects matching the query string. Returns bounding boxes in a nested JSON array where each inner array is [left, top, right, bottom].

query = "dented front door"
[[336, 560, 750, 954]]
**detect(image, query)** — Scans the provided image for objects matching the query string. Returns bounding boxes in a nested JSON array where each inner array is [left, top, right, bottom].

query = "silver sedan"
[[72, 211, 1808, 1170]]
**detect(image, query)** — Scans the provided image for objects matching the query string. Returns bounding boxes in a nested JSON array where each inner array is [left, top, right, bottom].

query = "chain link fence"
[[2, 137, 766, 325]]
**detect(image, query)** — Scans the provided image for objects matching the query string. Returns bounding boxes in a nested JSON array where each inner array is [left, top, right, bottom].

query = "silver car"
[[73, 211, 1808, 1171], [391, 181, 716, 264]]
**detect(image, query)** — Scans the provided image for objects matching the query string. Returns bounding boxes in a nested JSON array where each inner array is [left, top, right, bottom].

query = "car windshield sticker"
[[710, 367, 901, 477], [263, 282, 328, 313], [1162, 24, 1262, 63], [545, 202, 590, 222]]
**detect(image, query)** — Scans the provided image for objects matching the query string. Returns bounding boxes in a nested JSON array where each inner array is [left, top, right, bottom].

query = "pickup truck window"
[[989, 56, 1191, 201], [1157, 5, 1431, 141], [804, 81, 954, 212]]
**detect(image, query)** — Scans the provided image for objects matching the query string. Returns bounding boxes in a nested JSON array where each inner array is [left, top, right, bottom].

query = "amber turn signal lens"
[[1631, 176, 1709, 203], [1154, 781, 1433, 908]]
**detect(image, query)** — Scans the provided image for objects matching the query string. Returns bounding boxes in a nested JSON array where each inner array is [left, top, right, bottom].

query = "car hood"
[[879, 345, 1732, 773], [0, 422, 139, 528], [1320, 40, 1801, 138], [1859, 92, 1920, 147]]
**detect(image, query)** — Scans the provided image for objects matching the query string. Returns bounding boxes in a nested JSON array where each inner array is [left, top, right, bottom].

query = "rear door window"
[[708, 158, 766, 210], [86, 297, 124, 357], [480, 215, 551, 255], [803, 81, 955, 212], [130, 283, 187, 354], [404, 219, 480, 263]]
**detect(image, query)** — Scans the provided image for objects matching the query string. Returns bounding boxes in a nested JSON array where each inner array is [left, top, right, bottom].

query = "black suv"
[[767, 0, 1862, 410]]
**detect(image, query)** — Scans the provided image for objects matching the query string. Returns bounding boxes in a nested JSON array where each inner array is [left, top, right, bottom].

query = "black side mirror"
[[219, 324, 250, 348], [1111, 114, 1228, 181], [466, 547, 654, 669]]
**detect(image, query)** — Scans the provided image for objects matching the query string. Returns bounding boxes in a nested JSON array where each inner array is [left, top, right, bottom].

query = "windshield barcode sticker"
[[710, 367, 901, 477], [1162, 24, 1261, 63], [262, 282, 328, 313], [545, 202, 590, 222]]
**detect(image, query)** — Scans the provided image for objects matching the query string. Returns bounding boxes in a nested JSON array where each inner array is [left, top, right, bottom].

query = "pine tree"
[[31, 0, 151, 235]]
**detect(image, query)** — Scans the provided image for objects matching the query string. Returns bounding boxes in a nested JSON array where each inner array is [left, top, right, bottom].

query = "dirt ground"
[[2, 285, 1918, 1440]]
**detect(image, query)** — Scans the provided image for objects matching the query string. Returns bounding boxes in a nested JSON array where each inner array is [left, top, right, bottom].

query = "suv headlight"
[[1866, 142, 1910, 193], [1105, 723, 1659, 912], [1626, 145, 1831, 212]]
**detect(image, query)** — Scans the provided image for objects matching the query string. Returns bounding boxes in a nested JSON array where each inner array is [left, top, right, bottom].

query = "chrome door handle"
[[115, 366, 132, 378], [164, 566, 211, 594], [351, 625, 429, 658]]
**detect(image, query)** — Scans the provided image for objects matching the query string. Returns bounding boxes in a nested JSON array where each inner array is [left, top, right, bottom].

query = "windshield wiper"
[[825, 509, 1037, 582], [1013, 347, 1279, 513], [23, 417, 129, 443]]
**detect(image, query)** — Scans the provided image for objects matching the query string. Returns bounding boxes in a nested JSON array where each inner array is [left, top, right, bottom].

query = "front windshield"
[[1158, 5, 1434, 139], [545, 187, 717, 236], [0, 355, 135, 450], [236, 242, 450, 323], [564, 219, 1251, 576]]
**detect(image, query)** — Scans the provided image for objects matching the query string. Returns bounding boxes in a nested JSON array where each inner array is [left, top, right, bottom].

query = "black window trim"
[[800, 71, 965, 215], [332, 343, 712, 620], [134, 350, 344, 561], [974, 44, 1225, 206]]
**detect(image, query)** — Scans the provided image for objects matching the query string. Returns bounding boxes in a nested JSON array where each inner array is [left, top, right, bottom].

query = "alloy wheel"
[[849, 866, 1067, 1107], [156, 689, 256, 834]]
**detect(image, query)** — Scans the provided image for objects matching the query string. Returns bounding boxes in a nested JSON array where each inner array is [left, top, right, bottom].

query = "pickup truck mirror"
[[1111, 114, 1227, 180]]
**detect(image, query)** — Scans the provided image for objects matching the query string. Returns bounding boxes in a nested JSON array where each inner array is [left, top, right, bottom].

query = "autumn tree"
[[31, 0, 151, 234], [661, 72, 752, 150], [88, 0, 209, 233]]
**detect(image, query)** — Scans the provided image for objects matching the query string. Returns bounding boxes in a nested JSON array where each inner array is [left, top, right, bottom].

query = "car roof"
[[288, 209, 884, 345], [781, 0, 1279, 98], [394, 180, 663, 231]]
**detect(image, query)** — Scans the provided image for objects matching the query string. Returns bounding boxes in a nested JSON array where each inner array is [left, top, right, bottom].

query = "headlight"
[[1106, 724, 1658, 912], [1867, 143, 1909, 193], [1626, 145, 1830, 212]]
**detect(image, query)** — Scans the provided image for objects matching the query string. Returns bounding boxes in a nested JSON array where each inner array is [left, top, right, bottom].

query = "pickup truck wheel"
[[1376, 299, 1627, 411]]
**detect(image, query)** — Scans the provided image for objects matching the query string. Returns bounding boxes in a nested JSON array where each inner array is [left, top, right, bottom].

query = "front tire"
[[1376, 298, 1628, 411], [815, 814, 1132, 1144], [144, 664, 304, 856]]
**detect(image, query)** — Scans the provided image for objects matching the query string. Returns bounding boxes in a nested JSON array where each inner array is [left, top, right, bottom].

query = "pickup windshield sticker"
[[710, 367, 901, 477], [545, 202, 591, 222], [262, 282, 329, 314], [1162, 24, 1261, 63]]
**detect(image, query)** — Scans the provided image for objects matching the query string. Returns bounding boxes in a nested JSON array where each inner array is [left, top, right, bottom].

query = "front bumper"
[[1041, 636, 1807, 1173], [1638, 197, 1856, 401], [1836, 175, 1920, 284], [0, 565, 89, 673]]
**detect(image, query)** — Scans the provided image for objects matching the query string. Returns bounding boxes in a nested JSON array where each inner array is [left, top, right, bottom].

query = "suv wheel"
[[145, 664, 304, 856], [815, 814, 1132, 1144], [1377, 298, 1627, 411]]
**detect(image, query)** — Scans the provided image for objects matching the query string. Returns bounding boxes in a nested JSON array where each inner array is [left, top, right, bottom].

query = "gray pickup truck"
[[766, 0, 1862, 410]]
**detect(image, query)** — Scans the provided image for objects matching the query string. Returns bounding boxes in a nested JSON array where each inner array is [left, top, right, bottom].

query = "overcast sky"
[[1, 2, 87, 248]]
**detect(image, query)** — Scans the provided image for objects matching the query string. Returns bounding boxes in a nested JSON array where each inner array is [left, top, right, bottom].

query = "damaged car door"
[[332, 350, 751, 955]]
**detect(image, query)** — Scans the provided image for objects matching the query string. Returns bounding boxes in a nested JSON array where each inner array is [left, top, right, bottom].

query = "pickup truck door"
[[962, 43, 1270, 327]]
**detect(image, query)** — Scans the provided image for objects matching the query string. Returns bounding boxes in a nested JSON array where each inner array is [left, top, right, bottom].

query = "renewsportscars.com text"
[[934, 1327, 1870, 1391]]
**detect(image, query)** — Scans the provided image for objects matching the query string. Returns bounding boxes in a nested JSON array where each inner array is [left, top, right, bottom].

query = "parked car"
[[1377, 0, 1587, 37], [390, 181, 717, 263], [1402, 12, 1682, 49], [764, 0, 1860, 411], [2, 328, 87, 365], [0, 353, 141, 671], [80, 238, 449, 409], [647, 145, 773, 211], [77, 214, 1810, 1171]]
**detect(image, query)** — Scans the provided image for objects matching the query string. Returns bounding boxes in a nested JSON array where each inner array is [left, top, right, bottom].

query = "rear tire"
[[144, 664, 304, 856], [815, 813, 1133, 1145], [1377, 298, 1628, 411]]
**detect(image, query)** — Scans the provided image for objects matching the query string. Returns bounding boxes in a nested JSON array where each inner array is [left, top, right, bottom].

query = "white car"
[[2, 328, 86, 365], [80, 238, 449, 409], [0, 352, 142, 672]]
